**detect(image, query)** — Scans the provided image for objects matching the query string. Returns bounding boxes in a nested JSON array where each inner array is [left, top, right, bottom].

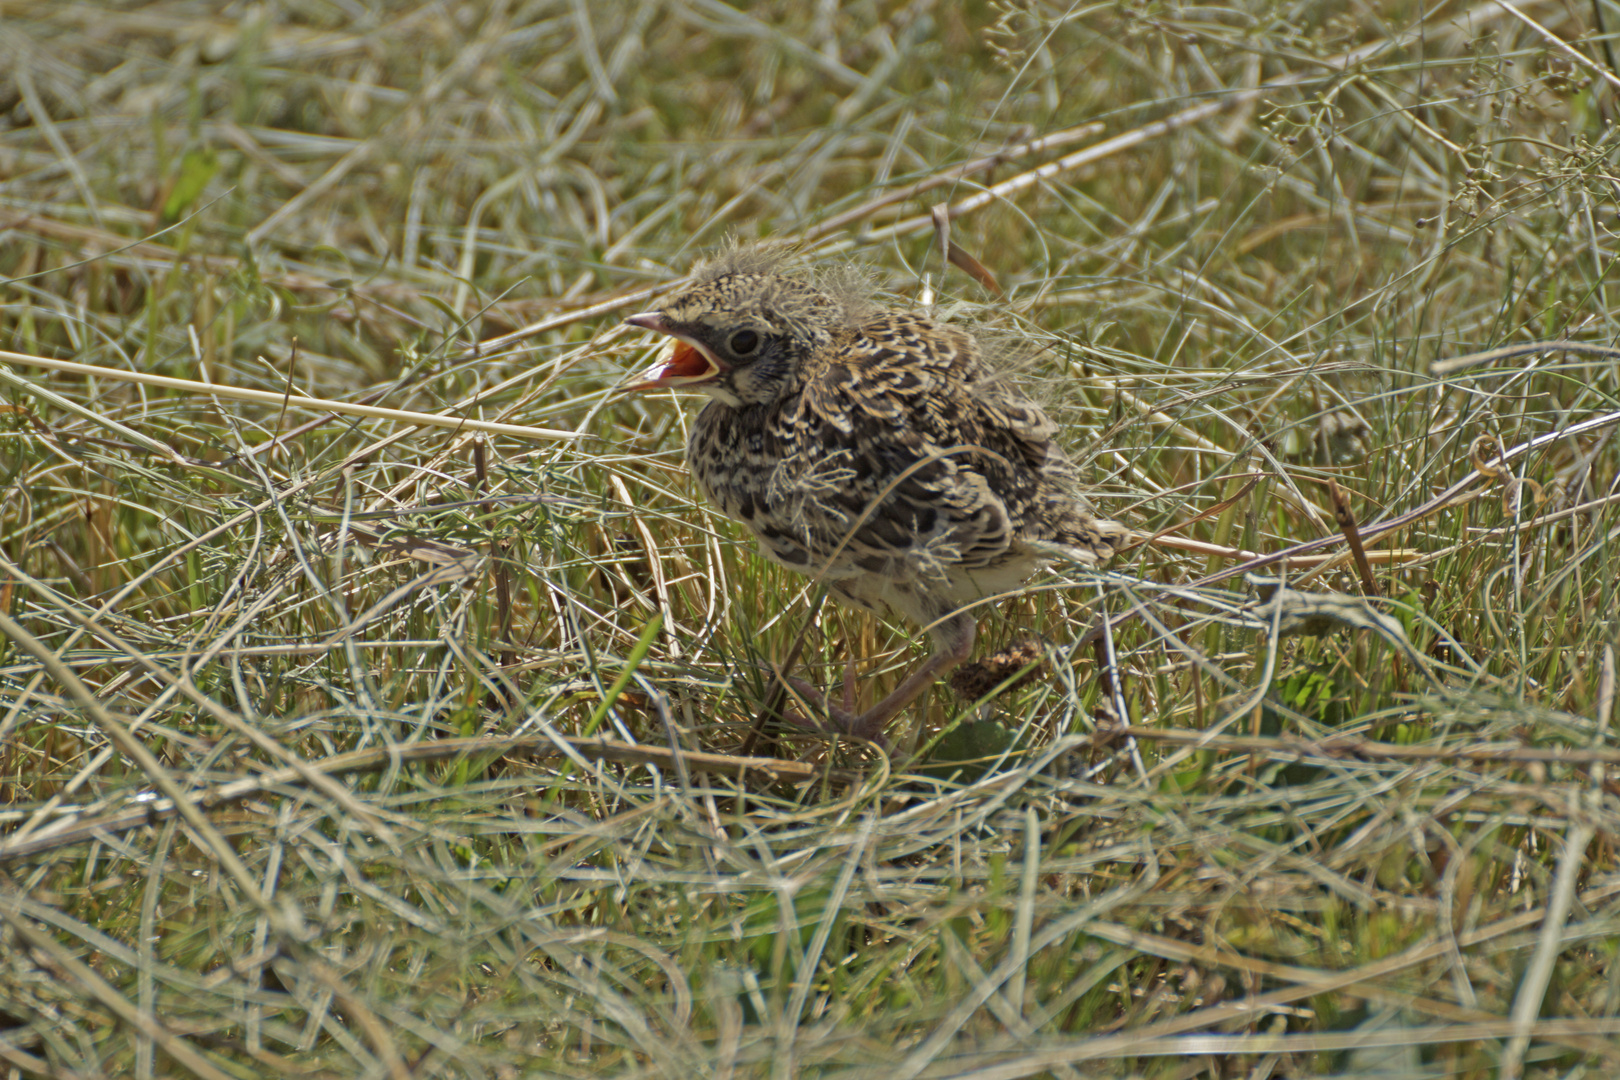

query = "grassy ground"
[[3, 0, 1620, 1076]]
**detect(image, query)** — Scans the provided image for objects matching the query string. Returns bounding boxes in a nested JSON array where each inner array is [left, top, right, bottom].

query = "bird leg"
[[785, 613, 977, 743], [841, 658, 860, 715]]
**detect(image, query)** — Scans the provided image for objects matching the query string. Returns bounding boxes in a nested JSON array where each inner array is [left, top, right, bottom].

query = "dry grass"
[[3, 0, 1620, 1076]]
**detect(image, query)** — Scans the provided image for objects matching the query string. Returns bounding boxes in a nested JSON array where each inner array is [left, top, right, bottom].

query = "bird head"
[[621, 272, 840, 407]]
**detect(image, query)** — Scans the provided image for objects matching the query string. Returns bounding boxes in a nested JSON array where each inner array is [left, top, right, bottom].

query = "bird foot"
[[768, 627, 975, 746], [780, 665, 889, 743]]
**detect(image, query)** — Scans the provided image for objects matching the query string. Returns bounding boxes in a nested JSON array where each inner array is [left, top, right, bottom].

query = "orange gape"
[[655, 341, 708, 381]]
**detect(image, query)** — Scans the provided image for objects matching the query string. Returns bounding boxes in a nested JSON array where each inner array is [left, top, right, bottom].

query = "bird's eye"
[[729, 329, 761, 356]]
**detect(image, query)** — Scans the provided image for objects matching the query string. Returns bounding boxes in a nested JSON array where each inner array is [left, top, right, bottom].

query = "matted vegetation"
[[3, 0, 1620, 1076]]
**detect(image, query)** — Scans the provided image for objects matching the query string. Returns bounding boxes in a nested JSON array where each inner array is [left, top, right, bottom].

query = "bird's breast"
[[687, 401, 778, 522]]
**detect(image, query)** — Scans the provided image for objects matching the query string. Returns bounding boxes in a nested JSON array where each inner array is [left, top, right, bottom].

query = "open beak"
[[619, 312, 727, 393]]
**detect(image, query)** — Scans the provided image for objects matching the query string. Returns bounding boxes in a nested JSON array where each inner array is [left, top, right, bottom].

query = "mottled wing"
[[763, 312, 1068, 581]]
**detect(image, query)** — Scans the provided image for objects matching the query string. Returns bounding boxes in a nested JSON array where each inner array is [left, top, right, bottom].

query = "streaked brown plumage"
[[623, 248, 1128, 740]]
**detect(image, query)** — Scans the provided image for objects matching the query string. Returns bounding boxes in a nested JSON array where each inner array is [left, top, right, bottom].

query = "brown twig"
[[931, 203, 1002, 295], [1326, 478, 1380, 596]]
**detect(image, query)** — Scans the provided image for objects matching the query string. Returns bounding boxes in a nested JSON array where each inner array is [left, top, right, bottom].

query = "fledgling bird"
[[622, 247, 1128, 741]]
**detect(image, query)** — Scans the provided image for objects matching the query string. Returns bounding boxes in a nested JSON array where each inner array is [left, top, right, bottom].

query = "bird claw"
[[780, 674, 886, 744], [762, 629, 974, 746]]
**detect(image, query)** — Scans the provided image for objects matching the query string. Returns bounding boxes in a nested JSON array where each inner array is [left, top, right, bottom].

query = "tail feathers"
[[1028, 519, 1133, 567]]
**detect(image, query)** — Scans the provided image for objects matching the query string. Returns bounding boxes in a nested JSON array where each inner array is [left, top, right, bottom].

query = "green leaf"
[[162, 148, 219, 222], [918, 720, 1020, 782]]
